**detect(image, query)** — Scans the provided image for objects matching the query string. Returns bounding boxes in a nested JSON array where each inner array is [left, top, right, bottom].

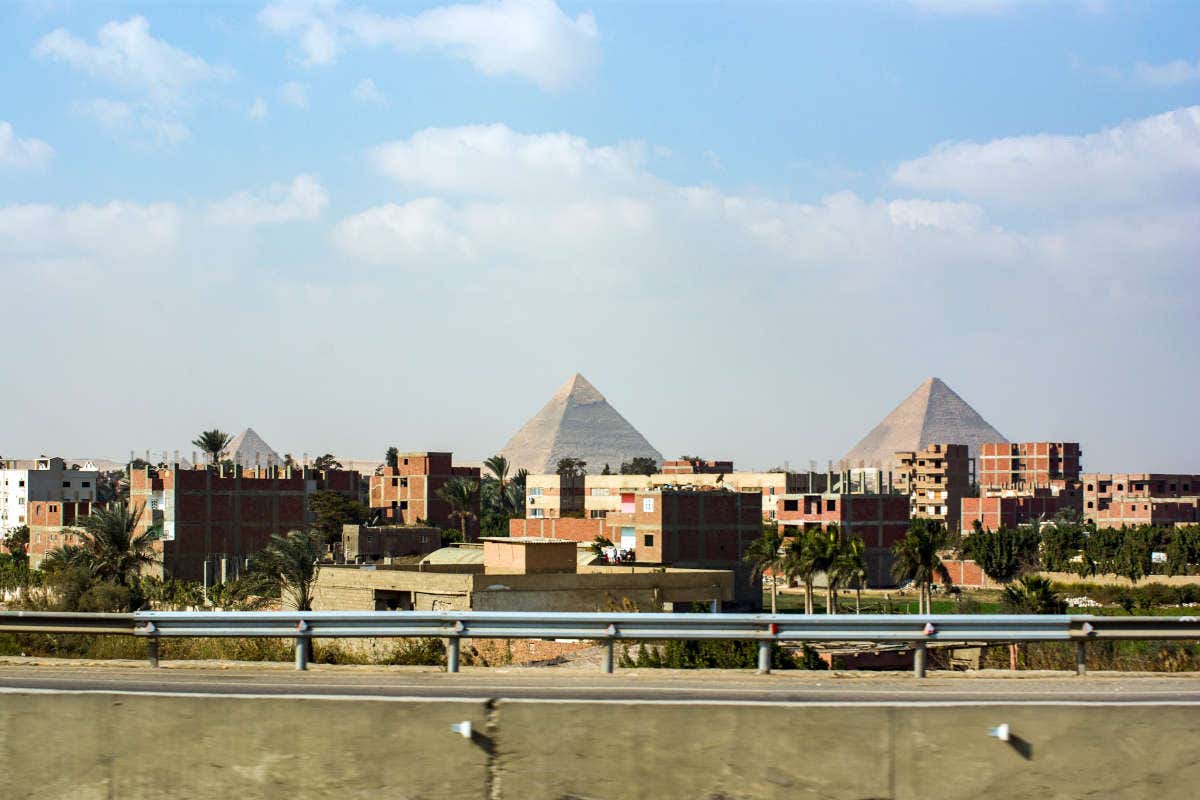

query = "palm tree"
[[811, 525, 842, 615], [74, 502, 161, 588], [437, 477, 480, 541], [831, 536, 869, 614], [1002, 574, 1065, 614], [191, 429, 232, 466], [744, 524, 786, 614], [248, 530, 323, 611], [786, 529, 822, 615], [484, 455, 511, 512], [385, 447, 399, 469], [891, 518, 952, 614]]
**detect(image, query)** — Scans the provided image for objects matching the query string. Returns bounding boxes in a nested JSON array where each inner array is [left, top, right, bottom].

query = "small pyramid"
[[499, 373, 663, 474], [842, 377, 1007, 468], [225, 428, 282, 467]]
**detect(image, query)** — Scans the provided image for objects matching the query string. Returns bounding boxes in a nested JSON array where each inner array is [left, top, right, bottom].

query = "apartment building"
[[524, 473, 585, 519], [26, 499, 93, 567], [661, 458, 734, 475], [775, 491, 911, 587], [369, 452, 481, 537], [0, 457, 98, 534], [978, 442, 1081, 490], [960, 494, 1078, 534], [574, 469, 822, 521], [1082, 473, 1200, 528], [892, 444, 971, 533], [130, 463, 364, 582]]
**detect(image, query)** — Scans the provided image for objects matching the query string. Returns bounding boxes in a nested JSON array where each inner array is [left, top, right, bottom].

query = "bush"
[[618, 640, 816, 670]]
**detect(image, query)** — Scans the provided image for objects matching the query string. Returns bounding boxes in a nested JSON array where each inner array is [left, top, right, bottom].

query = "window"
[[530, 508, 544, 518], [589, 510, 608, 519], [642, 497, 655, 513], [591, 488, 609, 496], [826, 499, 836, 512], [939, 506, 948, 515], [769, 487, 775, 495], [769, 511, 776, 520], [18, 480, 24, 487], [643, 534, 654, 547], [783, 499, 798, 512], [81, 481, 91, 488], [399, 501, 408, 511], [402, 458, 409, 465], [62, 481, 70, 488], [529, 487, 544, 496]]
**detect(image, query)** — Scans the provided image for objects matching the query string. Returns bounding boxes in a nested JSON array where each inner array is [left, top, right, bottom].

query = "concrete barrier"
[[3, 691, 1199, 798]]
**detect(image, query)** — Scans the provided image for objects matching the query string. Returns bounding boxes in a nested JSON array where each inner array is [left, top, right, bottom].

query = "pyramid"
[[842, 377, 1007, 469], [499, 373, 664, 475], [225, 428, 282, 467]]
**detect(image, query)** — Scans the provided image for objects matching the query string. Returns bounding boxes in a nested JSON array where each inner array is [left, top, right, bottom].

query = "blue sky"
[[2, 0, 1198, 472]]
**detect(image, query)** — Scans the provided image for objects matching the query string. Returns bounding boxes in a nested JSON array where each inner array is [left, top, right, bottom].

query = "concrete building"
[[0, 457, 98, 535], [311, 538, 736, 612], [978, 442, 1081, 490], [524, 473, 584, 519], [26, 499, 93, 568], [959, 494, 1078, 534], [893, 443, 971, 533], [572, 469, 824, 521], [661, 458, 734, 475], [369, 452, 481, 537], [340, 524, 441, 563], [130, 463, 364, 582], [1082, 473, 1200, 528], [775, 491, 911, 587]]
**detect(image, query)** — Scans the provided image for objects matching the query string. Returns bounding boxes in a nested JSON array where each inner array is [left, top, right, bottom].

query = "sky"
[[1, 0, 1198, 472]]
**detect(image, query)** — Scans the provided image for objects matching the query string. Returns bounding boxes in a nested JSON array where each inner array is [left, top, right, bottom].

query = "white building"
[[0, 457, 98, 534]]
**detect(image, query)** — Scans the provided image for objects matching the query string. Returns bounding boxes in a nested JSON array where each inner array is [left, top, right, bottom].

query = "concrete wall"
[[3, 692, 1199, 799]]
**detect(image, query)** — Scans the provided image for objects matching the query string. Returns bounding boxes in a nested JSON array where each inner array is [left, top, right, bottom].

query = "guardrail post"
[[602, 640, 614, 674], [295, 620, 310, 671], [446, 637, 460, 673], [144, 621, 159, 668], [1075, 640, 1086, 676], [913, 642, 927, 679], [757, 640, 771, 675]]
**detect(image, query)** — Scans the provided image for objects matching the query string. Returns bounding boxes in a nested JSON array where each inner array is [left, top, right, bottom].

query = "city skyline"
[[2, 1, 1198, 472]]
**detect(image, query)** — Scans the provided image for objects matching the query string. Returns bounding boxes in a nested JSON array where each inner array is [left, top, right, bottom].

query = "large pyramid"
[[842, 377, 1007, 469], [499, 373, 663, 475], [226, 428, 282, 467]]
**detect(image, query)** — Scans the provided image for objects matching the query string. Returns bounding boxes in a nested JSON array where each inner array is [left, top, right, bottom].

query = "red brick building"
[[661, 458, 734, 475], [26, 500, 93, 568], [978, 442, 1081, 490], [509, 517, 606, 541], [1082, 473, 1200, 528], [959, 493, 1078, 534], [893, 443, 971, 532], [130, 464, 364, 582], [369, 452, 481, 537], [775, 492, 911, 587]]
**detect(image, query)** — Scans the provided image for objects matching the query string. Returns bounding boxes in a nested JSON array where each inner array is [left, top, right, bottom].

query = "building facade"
[[524, 473, 585, 519], [0, 457, 98, 535], [369, 452, 481, 536], [130, 463, 364, 582], [978, 442, 1081, 490], [892, 443, 971, 533], [775, 491, 911, 587], [26, 499, 93, 567], [1082, 473, 1200, 528]]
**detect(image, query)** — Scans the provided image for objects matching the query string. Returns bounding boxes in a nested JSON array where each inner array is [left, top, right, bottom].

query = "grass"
[[766, 589, 1004, 615]]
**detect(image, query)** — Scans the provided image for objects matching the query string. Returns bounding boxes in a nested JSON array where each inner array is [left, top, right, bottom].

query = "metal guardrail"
[[2, 610, 1199, 676]]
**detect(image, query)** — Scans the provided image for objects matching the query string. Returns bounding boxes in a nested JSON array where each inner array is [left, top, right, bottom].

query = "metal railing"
[[2, 610, 1199, 676]]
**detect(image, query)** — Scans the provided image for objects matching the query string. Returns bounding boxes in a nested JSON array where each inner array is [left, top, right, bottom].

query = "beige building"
[[579, 471, 824, 520], [524, 473, 585, 519], [312, 539, 734, 612], [893, 443, 972, 532]]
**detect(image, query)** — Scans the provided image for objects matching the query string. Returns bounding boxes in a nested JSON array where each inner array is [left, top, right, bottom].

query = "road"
[[3, 659, 1200, 704]]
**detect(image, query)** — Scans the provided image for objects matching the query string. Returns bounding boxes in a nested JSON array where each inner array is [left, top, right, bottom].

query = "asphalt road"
[[3, 660, 1200, 704]]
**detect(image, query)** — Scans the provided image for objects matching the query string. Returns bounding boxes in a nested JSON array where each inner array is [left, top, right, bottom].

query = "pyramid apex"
[[554, 372, 604, 403]]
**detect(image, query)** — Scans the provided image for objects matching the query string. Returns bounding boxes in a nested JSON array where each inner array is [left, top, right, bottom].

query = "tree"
[[484, 455, 511, 512], [590, 534, 614, 557], [891, 518, 952, 615], [1002, 574, 1065, 614], [556, 457, 587, 478], [312, 453, 342, 471], [831, 535, 869, 614], [42, 502, 162, 611], [785, 528, 828, 615], [619, 457, 657, 476], [744, 523, 786, 614], [963, 525, 1040, 584], [191, 429, 232, 466], [246, 530, 323, 611], [283, 453, 298, 471], [437, 477, 480, 541], [601, 463, 612, 475], [307, 490, 368, 545], [2, 525, 29, 564], [1040, 509, 1087, 573], [385, 447, 399, 469]]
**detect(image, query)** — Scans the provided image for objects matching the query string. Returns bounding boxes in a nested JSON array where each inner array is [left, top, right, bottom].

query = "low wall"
[[2, 691, 1199, 799]]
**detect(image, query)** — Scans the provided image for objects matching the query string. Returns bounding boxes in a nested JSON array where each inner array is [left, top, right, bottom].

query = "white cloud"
[[258, 0, 599, 91], [891, 105, 1200, 210], [207, 174, 329, 226], [702, 149, 722, 170], [1133, 58, 1200, 88], [280, 80, 310, 109], [75, 98, 190, 146], [352, 77, 388, 107], [0, 121, 54, 168], [0, 201, 181, 279], [34, 16, 233, 145], [249, 97, 269, 120]]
